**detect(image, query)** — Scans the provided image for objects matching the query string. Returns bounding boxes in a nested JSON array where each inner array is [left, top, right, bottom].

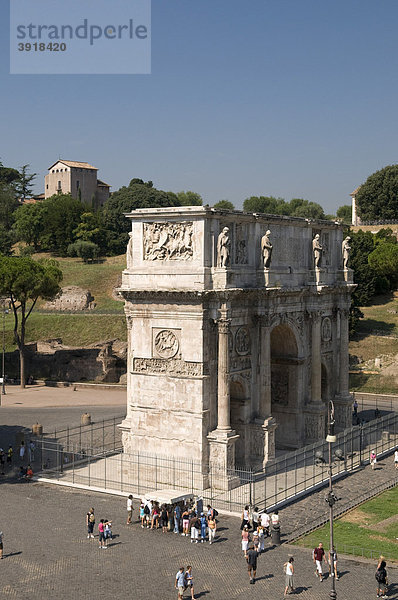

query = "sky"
[[1, 0, 398, 213]]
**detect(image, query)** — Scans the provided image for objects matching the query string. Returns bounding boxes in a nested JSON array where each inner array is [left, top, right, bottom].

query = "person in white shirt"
[[394, 449, 398, 470], [284, 556, 295, 595], [260, 511, 270, 537], [127, 494, 133, 524]]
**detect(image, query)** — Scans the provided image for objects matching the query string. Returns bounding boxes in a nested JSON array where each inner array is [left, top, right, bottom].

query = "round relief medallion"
[[155, 330, 179, 358], [235, 327, 251, 356]]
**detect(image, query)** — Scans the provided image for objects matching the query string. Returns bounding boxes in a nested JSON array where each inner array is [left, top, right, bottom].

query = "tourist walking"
[[104, 519, 113, 541], [0, 530, 3, 560], [98, 519, 107, 549], [260, 510, 270, 537], [190, 512, 199, 544], [241, 526, 250, 557], [144, 499, 152, 528], [28, 440, 35, 463], [19, 441, 25, 461], [207, 514, 216, 544], [0, 449, 5, 475], [86, 508, 95, 539], [284, 556, 295, 595], [241, 505, 250, 530], [185, 565, 195, 599], [252, 506, 259, 531], [182, 507, 190, 536], [353, 399, 358, 417], [394, 448, 398, 470], [139, 500, 145, 527], [313, 542, 326, 581], [175, 567, 185, 600], [258, 525, 265, 552], [174, 504, 181, 533], [127, 495, 133, 524], [328, 546, 339, 580], [376, 556, 388, 598], [7, 445, 13, 467], [151, 503, 160, 529], [160, 505, 169, 533], [199, 512, 207, 543], [370, 449, 377, 470], [246, 544, 259, 584]]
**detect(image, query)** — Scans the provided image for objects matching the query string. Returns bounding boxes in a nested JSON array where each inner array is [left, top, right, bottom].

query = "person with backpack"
[[144, 500, 151, 528], [139, 500, 146, 528], [86, 508, 95, 539], [375, 556, 388, 598]]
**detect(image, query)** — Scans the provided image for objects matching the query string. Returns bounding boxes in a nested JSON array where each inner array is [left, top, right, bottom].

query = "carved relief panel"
[[143, 222, 193, 261]]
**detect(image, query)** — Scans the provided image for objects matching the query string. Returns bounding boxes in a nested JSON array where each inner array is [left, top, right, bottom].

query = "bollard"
[[81, 413, 91, 426], [32, 423, 43, 436], [271, 523, 281, 546]]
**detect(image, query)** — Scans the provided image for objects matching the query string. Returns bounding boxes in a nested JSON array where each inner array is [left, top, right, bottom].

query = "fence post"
[[120, 451, 123, 493], [88, 454, 91, 487], [102, 420, 105, 452], [72, 447, 75, 484], [104, 454, 107, 489], [90, 422, 93, 450], [114, 418, 116, 451], [79, 423, 82, 449]]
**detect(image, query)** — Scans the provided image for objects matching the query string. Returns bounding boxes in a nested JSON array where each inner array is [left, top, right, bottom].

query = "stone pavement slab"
[[0, 480, 397, 600]]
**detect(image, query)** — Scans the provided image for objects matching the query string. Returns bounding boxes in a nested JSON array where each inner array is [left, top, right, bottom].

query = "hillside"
[[3, 254, 127, 351], [350, 294, 398, 394]]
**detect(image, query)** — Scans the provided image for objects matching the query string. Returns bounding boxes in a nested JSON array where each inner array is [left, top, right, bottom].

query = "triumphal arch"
[[119, 207, 354, 483]]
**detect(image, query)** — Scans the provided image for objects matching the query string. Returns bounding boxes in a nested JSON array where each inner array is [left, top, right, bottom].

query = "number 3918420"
[[18, 42, 67, 51]]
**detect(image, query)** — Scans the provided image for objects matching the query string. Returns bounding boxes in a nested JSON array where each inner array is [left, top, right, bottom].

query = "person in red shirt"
[[313, 542, 326, 581]]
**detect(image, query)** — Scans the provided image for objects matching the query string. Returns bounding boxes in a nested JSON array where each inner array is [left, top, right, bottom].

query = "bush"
[[67, 240, 100, 263]]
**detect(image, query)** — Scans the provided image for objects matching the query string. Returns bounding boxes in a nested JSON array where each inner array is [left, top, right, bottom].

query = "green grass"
[[35, 253, 126, 314], [2, 253, 128, 350], [294, 486, 398, 560], [349, 373, 398, 395]]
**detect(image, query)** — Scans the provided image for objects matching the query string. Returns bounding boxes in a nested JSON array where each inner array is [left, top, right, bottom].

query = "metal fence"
[[36, 412, 398, 514]]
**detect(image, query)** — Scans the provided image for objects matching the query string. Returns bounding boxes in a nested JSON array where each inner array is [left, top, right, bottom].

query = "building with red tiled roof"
[[45, 159, 110, 206]]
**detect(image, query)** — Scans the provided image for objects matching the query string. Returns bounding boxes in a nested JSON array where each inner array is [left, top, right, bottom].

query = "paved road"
[[0, 480, 397, 600]]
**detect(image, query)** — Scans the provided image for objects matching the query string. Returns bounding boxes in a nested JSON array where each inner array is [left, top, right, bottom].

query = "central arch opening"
[[270, 324, 301, 449], [230, 379, 249, 467]]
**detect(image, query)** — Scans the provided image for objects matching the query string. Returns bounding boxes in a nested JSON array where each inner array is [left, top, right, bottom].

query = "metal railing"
[[36, 412, 398, 514]]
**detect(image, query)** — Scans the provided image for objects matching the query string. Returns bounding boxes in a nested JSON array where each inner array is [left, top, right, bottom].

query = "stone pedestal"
[[251, 417, 277, 469], [340, 268, 353, 283], [333, 394, 352, 431], [304, 401, 326, 443], [212, 268, 232, 289], [207, 428, 240, 490]]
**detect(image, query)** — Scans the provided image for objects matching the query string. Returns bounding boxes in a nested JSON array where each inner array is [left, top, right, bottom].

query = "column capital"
[[339, 307, 350, 319], [307, 309, 322, 323], [217, 318, 231, 334]]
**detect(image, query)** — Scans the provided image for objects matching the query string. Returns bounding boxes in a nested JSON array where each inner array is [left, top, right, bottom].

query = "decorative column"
[[253, 314, 277, 467], [207, 304, 239, 490], [311, 311, 322, 403], [217, 317, 231, 430], [334, 307, 352, 430], [120, 311, 134, 454], [304, 310, 326, 442]]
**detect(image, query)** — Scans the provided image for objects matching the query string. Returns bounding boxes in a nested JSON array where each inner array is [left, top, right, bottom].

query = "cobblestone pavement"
[[0, 481, 397, 600]]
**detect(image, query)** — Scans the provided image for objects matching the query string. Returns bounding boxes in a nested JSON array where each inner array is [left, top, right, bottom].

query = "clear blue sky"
[[1, 0, 398, 213]]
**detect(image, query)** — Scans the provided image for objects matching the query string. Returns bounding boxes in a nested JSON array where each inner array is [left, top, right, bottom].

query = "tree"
[[176, 191, 203, 206], [102, 179, 181, 255], [0, 183, 19, 254], [289, 199, 325, 220], [15, 164, 37, 200], [0, 160, 20, 185], [368, 243, 398, 288], [336, 205, 352, 224], [40, 194, 84, 255], [243, 196, 289, 214], [13, 202, 44, 250], [356, 164, 398, 221], [0, 256, 62, 387], [73, 211, 107, 252], [213, 200, 235, 210]]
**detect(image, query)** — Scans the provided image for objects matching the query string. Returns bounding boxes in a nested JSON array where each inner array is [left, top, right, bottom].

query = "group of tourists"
[[86, 508, 113, 548], [175, 566, 195, 600], [136, 498, 218, 544], [240, 505, 279, 556]]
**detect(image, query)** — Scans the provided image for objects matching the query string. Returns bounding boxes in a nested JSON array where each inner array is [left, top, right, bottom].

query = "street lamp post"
[[326, 399, 338, 600]]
